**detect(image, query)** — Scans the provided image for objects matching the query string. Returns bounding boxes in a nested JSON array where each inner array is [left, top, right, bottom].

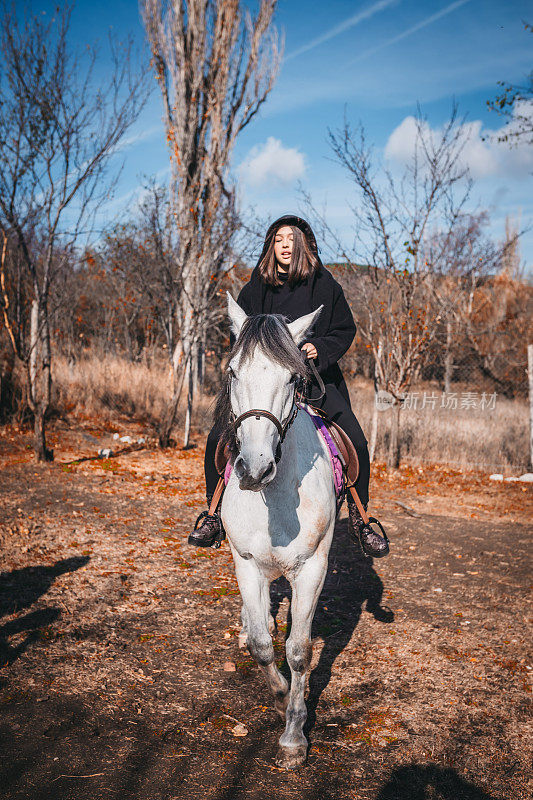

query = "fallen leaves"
[[1, 421, 531, 798]]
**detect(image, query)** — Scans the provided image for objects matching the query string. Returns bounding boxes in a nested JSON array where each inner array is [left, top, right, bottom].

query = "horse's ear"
[[287, 305, 323, 345], [227, 292, 248, 338]]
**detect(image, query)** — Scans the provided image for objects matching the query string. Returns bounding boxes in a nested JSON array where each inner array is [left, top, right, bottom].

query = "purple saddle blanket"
[[224, 403, 345, 499]]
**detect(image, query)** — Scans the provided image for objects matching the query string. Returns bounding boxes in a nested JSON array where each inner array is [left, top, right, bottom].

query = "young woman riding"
[[188, 214, 389, 558]]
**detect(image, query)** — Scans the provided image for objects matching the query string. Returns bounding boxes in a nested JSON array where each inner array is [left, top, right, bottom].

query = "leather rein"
[[230, 357, 325, 465]]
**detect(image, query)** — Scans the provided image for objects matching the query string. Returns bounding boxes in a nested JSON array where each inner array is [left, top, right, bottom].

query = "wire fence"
[[343, 353, 531, 475]]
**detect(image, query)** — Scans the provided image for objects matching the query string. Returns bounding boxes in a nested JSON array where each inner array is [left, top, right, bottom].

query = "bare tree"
[[485, 22, 532, 147], [0, 2, 148, 459], [303, 105, 473, 469], [422, 211, 499, 392], [427, 214, 532, 398], [141, 0, 282, 447], [96, 183, 177, 359]]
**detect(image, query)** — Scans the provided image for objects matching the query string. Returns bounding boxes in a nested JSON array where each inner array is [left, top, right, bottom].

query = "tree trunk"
[[0, 346, 15, 421], [387, 400, 401, 470], [369, 342, 382, 463], [29, 298, 38, 401], [34, 402, 52, 462], [197, 338, 205, 392], [443, 318, 454, 393], [191, 339, 200, 395], [183, 356, 193, 448], [158, 351, 188, 448], [29, 298, 53, 461]]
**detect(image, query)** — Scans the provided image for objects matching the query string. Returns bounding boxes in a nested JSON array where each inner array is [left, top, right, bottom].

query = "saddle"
[[303, 403, 360, 488], [215, 438, 232, 476]]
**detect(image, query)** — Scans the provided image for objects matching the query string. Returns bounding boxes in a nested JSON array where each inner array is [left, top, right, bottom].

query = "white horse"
[[219, 294, 337, 769]]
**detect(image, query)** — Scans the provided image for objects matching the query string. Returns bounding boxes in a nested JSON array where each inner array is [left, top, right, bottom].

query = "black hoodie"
[[236, 215, 356, 397]]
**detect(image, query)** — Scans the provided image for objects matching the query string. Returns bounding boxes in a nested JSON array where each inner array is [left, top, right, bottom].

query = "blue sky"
[[50, 1, 533, 268]]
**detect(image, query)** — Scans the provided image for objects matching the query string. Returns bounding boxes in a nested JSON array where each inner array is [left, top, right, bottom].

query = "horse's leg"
[[232, 552, 289, 719], [276, 550, 328, 769], [238, 605, 248, 649], [238, 602, 274, 648]]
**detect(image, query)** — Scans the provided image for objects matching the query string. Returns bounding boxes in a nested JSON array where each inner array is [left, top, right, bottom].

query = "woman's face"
[[273, 226, 293, 269]]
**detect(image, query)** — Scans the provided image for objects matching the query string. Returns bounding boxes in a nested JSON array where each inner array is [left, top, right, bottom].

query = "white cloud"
[[384, 103, 533, 179], [238, 137, 306, 188]]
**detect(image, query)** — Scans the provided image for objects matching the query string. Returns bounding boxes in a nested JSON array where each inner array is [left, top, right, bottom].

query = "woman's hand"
[[301, 342, 318, 360]]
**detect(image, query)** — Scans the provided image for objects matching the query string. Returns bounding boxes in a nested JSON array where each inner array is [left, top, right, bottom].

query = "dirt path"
[[0, 423, 531, 800]]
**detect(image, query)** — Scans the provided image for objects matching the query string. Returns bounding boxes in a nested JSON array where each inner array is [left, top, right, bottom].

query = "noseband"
[[231, 392, 299, 465], [228, 357, 324, 466]]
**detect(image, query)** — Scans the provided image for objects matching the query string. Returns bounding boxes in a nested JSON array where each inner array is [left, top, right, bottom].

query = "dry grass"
[[53, 352, 220, 439], [53, 353, 173, 428], [347, 376, 530, 474], [52, 352, 529, 472]]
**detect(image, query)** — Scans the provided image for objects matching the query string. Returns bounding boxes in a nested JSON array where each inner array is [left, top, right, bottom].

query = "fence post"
[[369, 339, 382, 463], [527, 344, 533, 470]]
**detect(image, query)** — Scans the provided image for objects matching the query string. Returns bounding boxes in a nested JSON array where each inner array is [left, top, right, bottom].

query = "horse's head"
[[226, 293, 322, 492]]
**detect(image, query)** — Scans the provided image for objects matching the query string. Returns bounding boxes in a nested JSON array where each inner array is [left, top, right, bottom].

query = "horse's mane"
[[213, 314, 311, 456]]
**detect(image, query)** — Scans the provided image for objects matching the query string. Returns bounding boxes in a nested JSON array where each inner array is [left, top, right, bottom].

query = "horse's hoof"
[[275, 744, 307, 770], [238, 629, 248, 649]]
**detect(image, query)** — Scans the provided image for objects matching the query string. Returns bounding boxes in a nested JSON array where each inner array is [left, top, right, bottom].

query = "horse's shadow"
[[269, 514, 394, 735]]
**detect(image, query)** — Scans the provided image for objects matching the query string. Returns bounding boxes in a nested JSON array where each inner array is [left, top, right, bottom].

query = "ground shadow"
[[376, 763, 502, 800], [0, 556, 90, 619], [269, 515, 394, 737], [0, 607, 61, 669], [0, 691, 509, 800], [0, 690, 346, 800], [0, 556, 89, 669]]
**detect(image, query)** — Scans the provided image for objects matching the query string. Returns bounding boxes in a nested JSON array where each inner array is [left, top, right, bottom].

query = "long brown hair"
[[258, 225, 320, 287]]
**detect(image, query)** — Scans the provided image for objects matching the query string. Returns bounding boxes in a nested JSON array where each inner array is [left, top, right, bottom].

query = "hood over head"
[[254, 214, 324, 270]]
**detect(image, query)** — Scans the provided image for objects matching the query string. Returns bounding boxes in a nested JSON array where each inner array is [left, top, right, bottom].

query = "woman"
[[188, 214, 389, 558]]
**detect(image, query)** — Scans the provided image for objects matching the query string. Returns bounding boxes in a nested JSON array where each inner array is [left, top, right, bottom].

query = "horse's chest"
[[236, 540, 314, 579], [221, 457, 334, 575], [226, 515, 321, 577]]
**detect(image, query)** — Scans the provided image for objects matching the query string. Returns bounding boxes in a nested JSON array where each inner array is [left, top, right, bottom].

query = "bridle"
[[228, 357, 326, 465], [230, 388, 299, 465]]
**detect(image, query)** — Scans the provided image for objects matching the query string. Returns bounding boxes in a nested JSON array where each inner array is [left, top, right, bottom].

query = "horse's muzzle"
[[234, 455, 277, 491]]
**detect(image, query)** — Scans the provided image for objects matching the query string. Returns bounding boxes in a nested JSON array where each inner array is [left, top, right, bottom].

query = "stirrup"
[[367, 516, 389, 544], [193, 510, 209, 529], [192, 510, 226, 549], [358, 515, 390, 559]]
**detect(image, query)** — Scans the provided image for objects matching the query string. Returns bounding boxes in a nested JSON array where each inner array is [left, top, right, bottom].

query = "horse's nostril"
[[234, 455, 247, 479], [259, 462, 275, 482]]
